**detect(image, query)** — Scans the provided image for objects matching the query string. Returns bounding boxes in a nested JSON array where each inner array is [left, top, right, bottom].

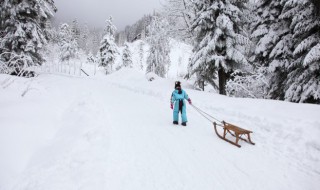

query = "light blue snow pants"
[[173, 100, 187, 123]]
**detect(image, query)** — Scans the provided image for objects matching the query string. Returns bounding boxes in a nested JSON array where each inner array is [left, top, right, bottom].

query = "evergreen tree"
[[280, 0, 320, 103], [139, 41, 144, 70], [250, 0, 292, 100], [146, 16, 171, 78], [58, 23, 78, 62], [251, 1, 286, 66], [71, 18, 80, 44], [0, 0, 56, 75], [103, 16, 117, 37], [249, 0, 320, 103], [188, 0, 250, 94], [89, 28, 102, 55], [122, 43, 133, 68], [99, 16, 119, 74], [80, 22, 90, 54]]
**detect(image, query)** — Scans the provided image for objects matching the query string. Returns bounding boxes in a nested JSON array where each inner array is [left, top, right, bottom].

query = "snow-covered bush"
[[146, 72, 158, 81], [87, 52, 97, 64], [226, 67, 269, 99]]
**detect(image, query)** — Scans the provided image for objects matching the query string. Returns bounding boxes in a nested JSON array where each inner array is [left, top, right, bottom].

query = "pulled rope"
[[190, 104, 223, 124]]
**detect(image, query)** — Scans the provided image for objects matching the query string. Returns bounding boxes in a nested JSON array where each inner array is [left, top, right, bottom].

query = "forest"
[[0, 0, 319, 104]]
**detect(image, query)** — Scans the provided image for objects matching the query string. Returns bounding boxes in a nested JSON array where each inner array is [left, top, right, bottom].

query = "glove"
[[188, 98, 192, 105], [170, 103, 173, 109]]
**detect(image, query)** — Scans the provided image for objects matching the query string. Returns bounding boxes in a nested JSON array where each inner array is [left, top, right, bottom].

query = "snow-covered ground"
[[0, 68, 319, 190]]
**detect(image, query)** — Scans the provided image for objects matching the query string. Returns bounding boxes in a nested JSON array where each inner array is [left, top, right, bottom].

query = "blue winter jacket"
[[171, 89, 189, 112]]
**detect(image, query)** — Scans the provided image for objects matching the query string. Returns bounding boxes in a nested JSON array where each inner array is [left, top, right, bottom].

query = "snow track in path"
[[12, 86, 111, 190]]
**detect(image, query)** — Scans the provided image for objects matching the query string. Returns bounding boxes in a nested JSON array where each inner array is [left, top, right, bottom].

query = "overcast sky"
[[54, 0, 163, 30]]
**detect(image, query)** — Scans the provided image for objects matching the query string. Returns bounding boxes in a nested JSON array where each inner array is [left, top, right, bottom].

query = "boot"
[[181, 122, 187, 126], [173, 121, 178, 125]]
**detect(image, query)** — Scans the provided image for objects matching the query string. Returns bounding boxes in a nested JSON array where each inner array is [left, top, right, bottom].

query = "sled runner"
[[213, 121, 255, 148]]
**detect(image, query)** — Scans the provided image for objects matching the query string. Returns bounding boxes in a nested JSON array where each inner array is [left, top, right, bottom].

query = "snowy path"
[[0, 70, 319, 190]]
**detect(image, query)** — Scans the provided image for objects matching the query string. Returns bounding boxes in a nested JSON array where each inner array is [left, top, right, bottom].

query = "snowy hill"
[[0, 68, 319, 190]]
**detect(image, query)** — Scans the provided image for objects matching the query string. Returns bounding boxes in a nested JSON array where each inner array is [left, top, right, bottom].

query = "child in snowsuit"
[[170, 81, 192, 126]]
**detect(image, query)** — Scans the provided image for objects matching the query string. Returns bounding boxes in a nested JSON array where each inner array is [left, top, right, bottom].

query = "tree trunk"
[[218, 66, 227, 95], [200, 80, 204, 91]]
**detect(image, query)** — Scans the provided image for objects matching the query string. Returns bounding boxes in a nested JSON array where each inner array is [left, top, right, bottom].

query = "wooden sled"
[[213, 121, 255, 148]]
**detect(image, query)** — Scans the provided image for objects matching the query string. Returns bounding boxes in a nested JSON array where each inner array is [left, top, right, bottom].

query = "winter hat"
[[175, 81, 181, 89]]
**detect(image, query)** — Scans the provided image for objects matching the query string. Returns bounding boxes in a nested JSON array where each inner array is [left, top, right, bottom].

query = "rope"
[[191, 105, 214, 123], [190, 104, 223, 124]]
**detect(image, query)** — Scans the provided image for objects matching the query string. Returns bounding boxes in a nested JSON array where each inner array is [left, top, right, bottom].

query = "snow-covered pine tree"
[[122, 43, 133, 68], [251, 0, 285, 66], [146, 15, 171, 78], [188, 0, 250, 94], [80, 23, 90, 54], [139, 41, 144, 70], [99, 16, 119, 74], [0, 0, 56, 75], [103, 16, 117, 37], [43, 19, 55, 43], [58, 23, 78, 62], [71, 19, 81, 44], [89, 29, 102, 55], [224, 0, 266, 98], [279, 0, 320, 103], [250, 0, 293, 100]]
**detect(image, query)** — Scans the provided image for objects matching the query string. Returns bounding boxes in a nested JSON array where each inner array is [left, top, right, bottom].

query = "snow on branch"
[[234, 34, 250, 46], [251, 25, 268, 38], [303, 43, 320, 66], [269, 34, 292, 59], [293, 34, 319, 56]]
